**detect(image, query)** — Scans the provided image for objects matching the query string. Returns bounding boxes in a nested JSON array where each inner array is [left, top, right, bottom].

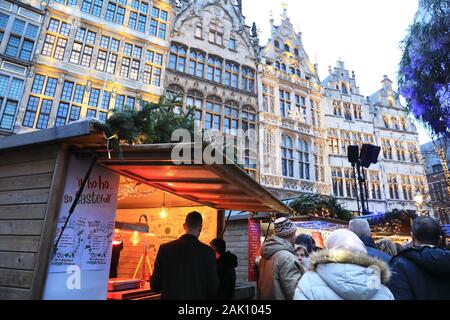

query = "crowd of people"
[[149, 211, 450, 300], [257, 216, 450, 300]]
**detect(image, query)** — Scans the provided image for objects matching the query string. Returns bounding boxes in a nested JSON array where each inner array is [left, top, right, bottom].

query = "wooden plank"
[[0, 220, 43, 236], [0, 286, 31, 300], [0, 160, 55, 178], [0, 252, 36, 270], [0, 204, 47, 220], [0, 189, 50, 206], [31, 146, 71, 300], [0, 174, 53, 192], [0, 236, 40, 252], [0, 268, 33, 289], [0, 145, 58, 166]]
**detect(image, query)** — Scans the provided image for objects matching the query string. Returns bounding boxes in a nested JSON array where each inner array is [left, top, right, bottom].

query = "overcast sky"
[[242, 0, 430, 143]]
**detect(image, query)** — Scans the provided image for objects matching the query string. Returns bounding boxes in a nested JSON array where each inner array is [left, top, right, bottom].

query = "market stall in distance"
[[0, 121, 290, 300]]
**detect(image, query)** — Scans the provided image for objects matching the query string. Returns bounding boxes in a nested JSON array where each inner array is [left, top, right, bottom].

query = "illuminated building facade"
[[10, 0, 171, 134]]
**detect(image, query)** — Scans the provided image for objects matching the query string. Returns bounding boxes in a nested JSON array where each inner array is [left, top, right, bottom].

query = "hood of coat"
[[218, 251, 238, 268], [260, 236, 296, 259], [309, 249, 391, 300], [396, 246, 450, 277]]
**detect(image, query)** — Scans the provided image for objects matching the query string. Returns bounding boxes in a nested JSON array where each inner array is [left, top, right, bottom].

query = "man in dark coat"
[[388, 216, 450, 300], [151, 212, 219, 300], [210, 238, 238, 300], [349, 219, 391, 263]]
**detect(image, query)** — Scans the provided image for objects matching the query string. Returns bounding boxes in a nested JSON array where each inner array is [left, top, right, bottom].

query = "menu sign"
[[248, 219, 261, 282]]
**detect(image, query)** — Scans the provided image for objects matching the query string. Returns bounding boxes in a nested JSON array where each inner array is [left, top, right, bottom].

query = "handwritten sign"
[[43, 156, 119, 300], [248, 219, 261, 282]]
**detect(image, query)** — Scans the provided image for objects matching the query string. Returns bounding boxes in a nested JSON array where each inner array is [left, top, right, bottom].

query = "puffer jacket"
[[294, 249, 394, 300], [388, 246, 450, 300], [257, 236, 304, 300]]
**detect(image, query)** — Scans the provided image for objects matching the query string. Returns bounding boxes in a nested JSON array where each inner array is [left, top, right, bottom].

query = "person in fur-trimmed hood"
[[294, 229, 394, 300]]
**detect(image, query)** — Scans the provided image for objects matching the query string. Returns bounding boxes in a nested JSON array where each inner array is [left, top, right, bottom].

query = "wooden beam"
[[30, 145, 70, 300]]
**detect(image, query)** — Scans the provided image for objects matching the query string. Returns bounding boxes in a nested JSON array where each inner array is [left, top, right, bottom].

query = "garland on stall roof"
[[369, 210, 418, 235]]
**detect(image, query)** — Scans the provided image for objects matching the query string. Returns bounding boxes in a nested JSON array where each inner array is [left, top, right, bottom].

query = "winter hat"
[[274, 217, 297, 239], [326, 229, 367, 254]]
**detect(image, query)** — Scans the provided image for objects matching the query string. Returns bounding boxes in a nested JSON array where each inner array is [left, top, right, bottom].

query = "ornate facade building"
[[257, 9, 328, 199], [165, 0, 259, 178], [323, 62, 428, 214], [7, 0, 171, 135], [0, 0, 45, 136]]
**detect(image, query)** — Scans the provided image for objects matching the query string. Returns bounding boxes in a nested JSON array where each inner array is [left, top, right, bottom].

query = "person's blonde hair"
[[376, 238, 397, 257]]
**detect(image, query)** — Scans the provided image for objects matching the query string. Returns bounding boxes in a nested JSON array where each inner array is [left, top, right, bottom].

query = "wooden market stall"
[[0, 120, 290, 300]]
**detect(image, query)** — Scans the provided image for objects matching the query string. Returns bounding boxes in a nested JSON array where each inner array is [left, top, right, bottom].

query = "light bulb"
[[159, 207, 168, 219], [130, 231, 140, 246]]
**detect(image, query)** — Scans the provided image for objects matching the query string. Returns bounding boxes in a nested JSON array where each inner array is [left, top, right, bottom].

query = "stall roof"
[[0, 121, 291, 213]]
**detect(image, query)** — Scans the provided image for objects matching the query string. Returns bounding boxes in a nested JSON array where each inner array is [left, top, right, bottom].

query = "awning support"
[[52, 155, 98, 258]]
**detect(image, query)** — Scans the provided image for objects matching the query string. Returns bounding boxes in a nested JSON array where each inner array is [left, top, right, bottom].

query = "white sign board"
[[43, 156, 119, 300]]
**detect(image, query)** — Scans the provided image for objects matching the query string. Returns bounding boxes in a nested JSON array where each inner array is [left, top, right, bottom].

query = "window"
[[150, 6, 168, 39], [262, 84, 275, 114], [274, 40, 280, 49], [294, 48, 299, 56], [224, 102, 239, 136], [392, 117, 400, 130], [279, 90, 291, 118], [35, 99, 53, 129], [401, 175, 414, 200], [88, 88, 100, 107], [408, 143, 419, 163], [383, 115, 390, 128], [120, 57, 130, 78], [69, 105, 81, 123], [105, 1, 126, 25], [388, 175, 400, 199], [368, 171, 382, 200], [189, 50, 205, 78], [195, 25, 203, 38], [224, 62, 239, 88], [353, 104, 362, 120], [395, 141, 406, 161], [22, 96, 39, 127], [333, 100, 342, 116], [344, 168, 356, 198], [241, 67, 255, 92], [86, 108, 97, 118], [73, 84, 85, 103], [152, 67, 161, 86], [205, 96, 222, 131], [101, 91, 111, 110], [81, 0, 104, 17], [341, 82, 348, 94], [169, 44, 187, 72], [382, 139, 393, 160], [208, 23, 223, 46], [55, 102, 69, 126], [344, 103, 352, 120], [281, 135, 294, 178], [229, 38, 236, 50], [297, 140, 310, 180], [206, 56, 222, 83], [186, 90, 203, 129], [341, 131, 351, 155], [284, 44, 290, 52], [0, 77, 24, 130], [332, 167, 344, 197], [44, 77, 58, 97], [328, 130, 340, 155]]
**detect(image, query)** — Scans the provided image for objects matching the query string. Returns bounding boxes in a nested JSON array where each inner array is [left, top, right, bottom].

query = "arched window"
[[186, 90, 203, 127], [225, 61, 239, 88], [392, 117, 399, 130], [241, 67, 255, 92], [341, 82, 348, 94], [281, 135, 294, 177], [274, 40, 280, 49], [297, 139, 310, 180], [294, 48, 299, 56], [188, 50, 205, 78], [206, 56, 222, 83], [284, 43, 290, 52], [165, 84, 184, 105], [224, 100, 239, 136], [205, 96, 222, 130], [168, 43, 187, 72]]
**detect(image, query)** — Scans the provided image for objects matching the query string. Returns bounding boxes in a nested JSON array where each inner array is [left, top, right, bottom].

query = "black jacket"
[[150, 234, 219, 300], [215, 251, 238, 300], [388, 246, 450, 300], [360, 236, 392, 263]]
